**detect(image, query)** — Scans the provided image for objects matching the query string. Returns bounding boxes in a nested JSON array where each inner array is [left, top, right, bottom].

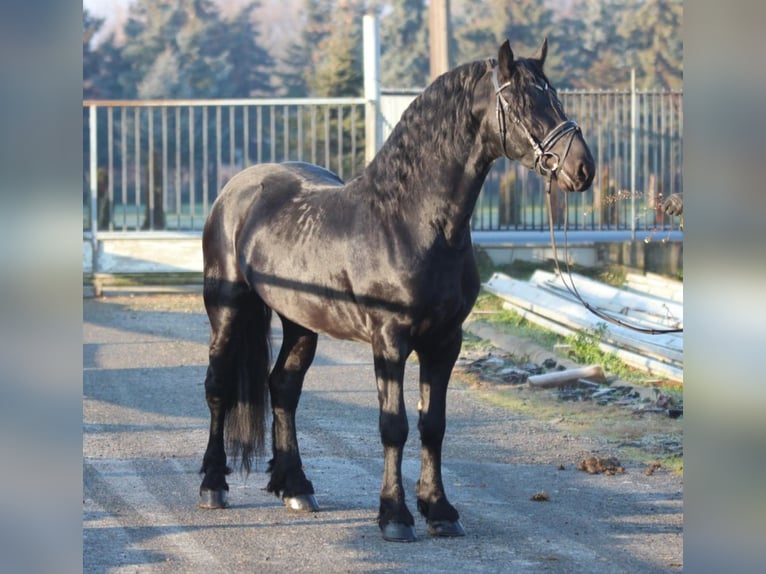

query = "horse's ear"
[[498, 39, 515, 73], [533, 37, 548, 67]]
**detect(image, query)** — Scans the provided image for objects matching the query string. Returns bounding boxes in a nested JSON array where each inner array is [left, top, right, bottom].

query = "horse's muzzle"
[[557, 148, 595, 192]]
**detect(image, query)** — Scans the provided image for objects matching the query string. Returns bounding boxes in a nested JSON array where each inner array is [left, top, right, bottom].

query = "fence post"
[[630, 68, 637, 240], [363, 14, 381, 164], [89, 105, 99, 273]]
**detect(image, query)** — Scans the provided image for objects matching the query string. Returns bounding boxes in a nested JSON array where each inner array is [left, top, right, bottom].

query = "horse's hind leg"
[[199, 279, 271, 509], [198, 280, 247, 508], [267, 316, 319, 512], [415, 329, 466, 537]]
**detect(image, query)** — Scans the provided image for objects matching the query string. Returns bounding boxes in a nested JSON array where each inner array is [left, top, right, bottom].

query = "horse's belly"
[[257, 284, 373, 343]]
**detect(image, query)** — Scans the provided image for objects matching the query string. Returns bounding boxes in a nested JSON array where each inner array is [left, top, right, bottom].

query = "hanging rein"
[[491, 64, 683, 335]]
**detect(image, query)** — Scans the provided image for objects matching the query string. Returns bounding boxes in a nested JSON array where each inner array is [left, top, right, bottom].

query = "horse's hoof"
[[198, 489, 228, 509], [427, 519, 466, 537], [381, 522, 417, 542], [283, 494, 319, 513]]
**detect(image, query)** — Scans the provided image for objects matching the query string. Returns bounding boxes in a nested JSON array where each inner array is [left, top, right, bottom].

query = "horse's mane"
[[356, 55, 549, 206], [357, 60, 491, 203]]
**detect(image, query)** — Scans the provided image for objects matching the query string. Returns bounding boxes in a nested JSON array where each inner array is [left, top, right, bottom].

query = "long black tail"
[[222, 290, 272, 474]]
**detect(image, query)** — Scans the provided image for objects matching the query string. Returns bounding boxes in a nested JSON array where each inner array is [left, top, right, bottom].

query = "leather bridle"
[[491, 64, 580, 180]]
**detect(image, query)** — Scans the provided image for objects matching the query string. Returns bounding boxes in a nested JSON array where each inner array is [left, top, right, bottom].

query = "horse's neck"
[[362, 68, 496, 245]]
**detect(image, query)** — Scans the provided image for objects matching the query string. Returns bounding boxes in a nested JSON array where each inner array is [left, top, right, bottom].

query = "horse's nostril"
[[578, 162, 591, 183]]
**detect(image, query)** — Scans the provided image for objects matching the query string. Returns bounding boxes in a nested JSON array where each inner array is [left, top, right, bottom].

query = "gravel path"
[[83, 292, 682, 572]]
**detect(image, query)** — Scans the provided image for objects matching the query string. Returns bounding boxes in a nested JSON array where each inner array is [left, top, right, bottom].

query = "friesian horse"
[[198, 39, 595, 542]]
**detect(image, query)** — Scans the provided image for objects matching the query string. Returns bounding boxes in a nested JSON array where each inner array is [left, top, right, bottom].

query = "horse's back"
[[217, 162, 343, 204]]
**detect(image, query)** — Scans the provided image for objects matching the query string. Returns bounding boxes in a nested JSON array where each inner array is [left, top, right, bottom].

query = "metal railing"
[[83, 98, 366, 234], [472, 89, 683, 232], [83, 90, 682, 236]]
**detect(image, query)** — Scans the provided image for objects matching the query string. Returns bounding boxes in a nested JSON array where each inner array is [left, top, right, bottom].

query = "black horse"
[[198, 39, 594, 542]]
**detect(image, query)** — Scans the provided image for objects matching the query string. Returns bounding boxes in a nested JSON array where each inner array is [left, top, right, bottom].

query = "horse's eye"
[[533, 83, 548, 92]]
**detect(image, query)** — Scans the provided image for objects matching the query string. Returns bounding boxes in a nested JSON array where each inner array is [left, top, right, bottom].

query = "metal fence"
[[83, 98, 367, 233], [83, 89, 682, 235], [469, 89, 683, 232]]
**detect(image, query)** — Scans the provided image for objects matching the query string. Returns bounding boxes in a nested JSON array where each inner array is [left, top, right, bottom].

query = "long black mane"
[[358, 60, 493, 204]]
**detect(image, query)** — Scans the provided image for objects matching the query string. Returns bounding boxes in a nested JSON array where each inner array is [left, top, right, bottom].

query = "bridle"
[[491, 63, 683, 335], [491, 64, 580, 179]]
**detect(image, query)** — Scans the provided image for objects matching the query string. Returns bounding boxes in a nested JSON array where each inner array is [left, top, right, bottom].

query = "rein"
[[544, 180, 684, 335], [490, 63, 683, 335]]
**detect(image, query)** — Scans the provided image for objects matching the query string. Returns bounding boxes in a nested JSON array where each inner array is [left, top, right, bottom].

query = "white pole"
[[363, 14, 381, 164]]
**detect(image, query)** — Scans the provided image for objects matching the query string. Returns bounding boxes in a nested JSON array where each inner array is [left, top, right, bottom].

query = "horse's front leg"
[[373, 327, 416, 542], [415, 328, 466, 537]]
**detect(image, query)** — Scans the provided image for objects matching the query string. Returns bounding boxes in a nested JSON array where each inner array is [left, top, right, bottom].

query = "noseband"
[[491, 65, 580, 179]]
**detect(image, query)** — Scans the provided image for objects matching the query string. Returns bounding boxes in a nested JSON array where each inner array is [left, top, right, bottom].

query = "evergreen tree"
[[220, 1, 274, 97], [309, 0, 366, 97], [379, 0, 430, 89], [83, 10, 104, 98], [277, 0, 335, 96], [557, 0, 633, 88], [452, 0, 555, 73], [119, 0, 231, 99], [620, 0, 682, 89], [84, 10, 127, 98]]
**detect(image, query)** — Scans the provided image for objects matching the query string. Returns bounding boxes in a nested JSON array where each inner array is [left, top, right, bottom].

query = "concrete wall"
[[84, 235, 682, 280]]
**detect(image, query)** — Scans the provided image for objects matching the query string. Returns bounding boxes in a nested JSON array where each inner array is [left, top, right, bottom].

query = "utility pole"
[[429, 0, 450, 80]]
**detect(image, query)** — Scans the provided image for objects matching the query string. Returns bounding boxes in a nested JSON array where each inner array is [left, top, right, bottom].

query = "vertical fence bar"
[[121, 107, 127, 231], [148, 108, 155, 230], [161, 107, 168, 224], [297, 106, 304, 162], [256, 105, 263, 164], [270, 106, 276, 162], [630, 69, 636, 239], [337, 105, 343, 179], [243, 106, 250, 167], [203, 106, 209, 217], [216, 106, 222, 195], [89, 105, 98, 271], [311, 106, 317, 165], [324, 106, 330, 169], [134, 107, 141, 229], [189, 106, 196, 229], [283, 105, 289, 162], [107, 107, 114, 231], [175, 107, 182, 229]]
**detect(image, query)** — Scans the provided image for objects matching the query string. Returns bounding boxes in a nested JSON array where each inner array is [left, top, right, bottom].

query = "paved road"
[[83, 293, 682, 573]]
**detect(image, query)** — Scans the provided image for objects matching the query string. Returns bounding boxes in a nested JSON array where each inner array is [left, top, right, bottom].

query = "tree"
[[220, 1, 274, 97], [277, 0, 335, 96], [84, 10, 128, 99], [620, 0, 683, 89], [309, 0, 366, 97], [83, 10, 104, 99], [119, 0, 231, 99], [379, 0, 430, 89], [451, 0, 555, 74]]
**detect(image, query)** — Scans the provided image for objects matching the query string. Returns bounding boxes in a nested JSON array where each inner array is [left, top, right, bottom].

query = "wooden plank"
[[527, 365, 606, 388]]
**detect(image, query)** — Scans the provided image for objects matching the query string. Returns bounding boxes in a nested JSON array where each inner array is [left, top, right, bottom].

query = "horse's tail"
[[220, 287, 273, 475]]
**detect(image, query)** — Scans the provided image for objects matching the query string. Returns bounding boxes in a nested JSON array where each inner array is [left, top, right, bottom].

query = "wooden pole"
[[429, 0, 450, 80]]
